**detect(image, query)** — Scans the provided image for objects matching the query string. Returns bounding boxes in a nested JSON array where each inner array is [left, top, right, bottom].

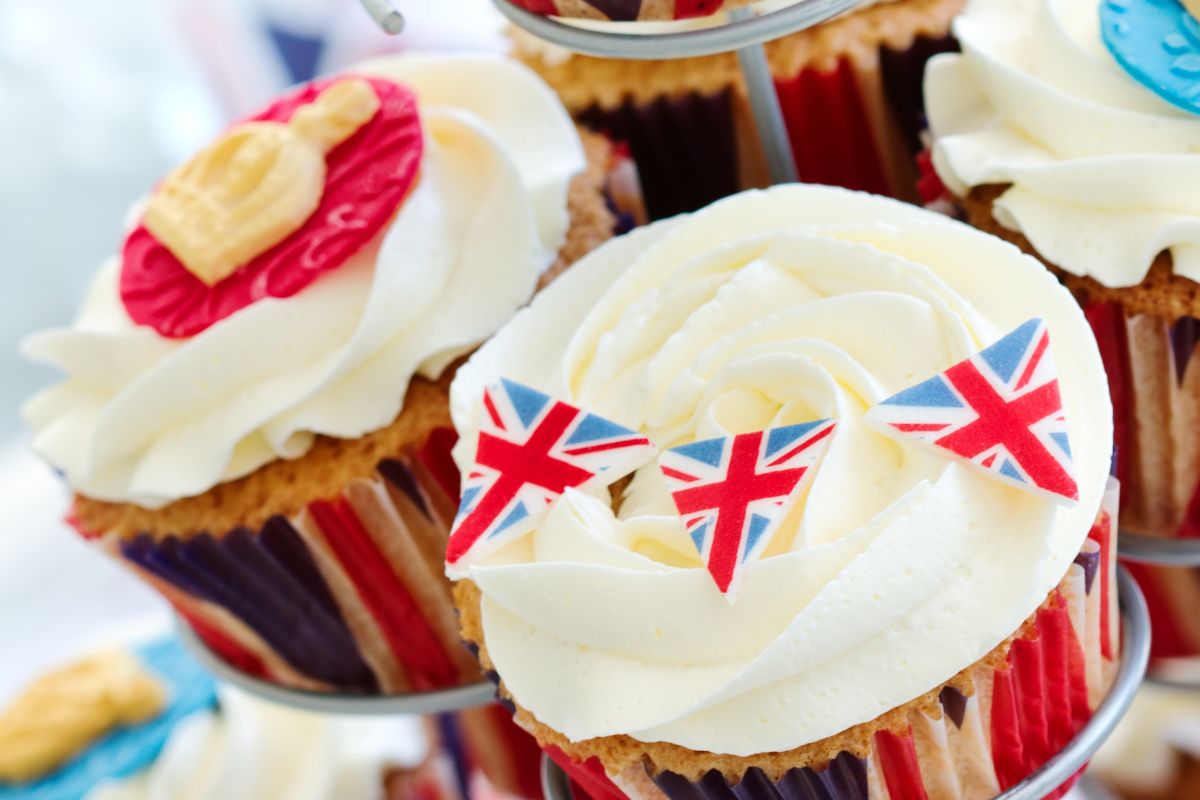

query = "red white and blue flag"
[[659, 420, 837, 600], [864, 318, 1078, 503], [446, 379, 655, 576]]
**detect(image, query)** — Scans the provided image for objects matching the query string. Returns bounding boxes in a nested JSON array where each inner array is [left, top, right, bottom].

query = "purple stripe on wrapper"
[[437, 713, 474, 800], [939, 685, 968, 729], [654, 754, 868, 800], [259, 515, 341, 619], [122, 529, 377, 691], [589, 0, 644, 20], [879, 35, 959, 154], [1170, 315, 1200, 383], [578, 90, 740, 221], [378, 458, 432, 517], [1074, 550, 1101, 595]]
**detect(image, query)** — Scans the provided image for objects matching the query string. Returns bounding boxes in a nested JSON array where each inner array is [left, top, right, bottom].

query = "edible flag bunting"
[[445, 379, 655, 576], [659, 420, 837, 600], [864, 318, 1079, 504]]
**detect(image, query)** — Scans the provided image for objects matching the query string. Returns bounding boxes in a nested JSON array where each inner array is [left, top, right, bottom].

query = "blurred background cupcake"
[[508, 0, 963, 220], [447, 185, 1116, 798], [20, 51, 619, 696], [925, 0, 1200, 663]]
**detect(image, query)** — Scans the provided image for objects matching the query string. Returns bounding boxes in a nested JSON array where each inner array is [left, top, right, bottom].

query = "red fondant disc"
[[120, 76, 423, 338]]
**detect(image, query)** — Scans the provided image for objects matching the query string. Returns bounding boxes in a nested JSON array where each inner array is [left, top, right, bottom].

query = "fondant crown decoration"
[[1101, 0, 1200, 117], [144, 79, 380, 287], [864, 318, 1079, 504], [121, 76, 423, 338], [660, 420, 837, 601], [445, 379, 656, 577]]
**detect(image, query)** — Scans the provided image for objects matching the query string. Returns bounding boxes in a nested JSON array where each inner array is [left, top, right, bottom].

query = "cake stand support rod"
[[730, 8, 799, 185], [359, 0, 405, 35]]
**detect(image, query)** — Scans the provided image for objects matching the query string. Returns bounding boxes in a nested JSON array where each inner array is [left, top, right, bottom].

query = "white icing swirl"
[[84, 688, 425, 800], [21, 54, 584, 508], [448, 186, 1111, 755], [926, 0, 1200, 287]]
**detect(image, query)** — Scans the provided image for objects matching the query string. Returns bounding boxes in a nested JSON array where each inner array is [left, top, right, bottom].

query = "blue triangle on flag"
[[999, 458, 1025, 483], [491, 502, 529, 537], [1051, 432, 1071, 458], [980, 318, 1040, 384], [882, 375, 962, 408], [673, 437, 726, 468], [458, 486, 481, 514], [764, 421, 823, 460], [565, 413, 636, 446], [742, 514, 771, 562], [689, 520, 710, 554], [501, 379, 551, 428]]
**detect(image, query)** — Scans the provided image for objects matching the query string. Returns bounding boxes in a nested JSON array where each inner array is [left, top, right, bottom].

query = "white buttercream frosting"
[[21, 54, 584, 508], [84, 687, 425, 800], [926, 0, 1200, 287], [448, 186, 1111, 755]]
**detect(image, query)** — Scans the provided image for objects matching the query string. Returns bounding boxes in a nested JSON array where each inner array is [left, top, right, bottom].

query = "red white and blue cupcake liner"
[[573, 31, 957, 220], [78, 428, 477, 695], [539, 480, 1120, 800]]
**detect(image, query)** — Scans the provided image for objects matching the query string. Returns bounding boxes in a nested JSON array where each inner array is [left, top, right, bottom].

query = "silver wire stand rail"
[[176, 620, 496, 715], [540, 566, 1151, 800], [489, 0, 880, 185]]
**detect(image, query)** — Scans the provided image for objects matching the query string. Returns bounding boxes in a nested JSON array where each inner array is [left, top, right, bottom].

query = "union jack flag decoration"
[[659, 420, 837, 600], [864, 318, 1078, 503], [445, 379, 655, 577]]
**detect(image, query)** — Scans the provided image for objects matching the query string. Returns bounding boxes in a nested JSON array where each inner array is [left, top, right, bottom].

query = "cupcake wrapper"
[[551, 480, 1120, 800], [576, 35, 956, 221], [89, 427, 478, 694], [1085, 303, 1200, 660], [442, 704, 546, 800]]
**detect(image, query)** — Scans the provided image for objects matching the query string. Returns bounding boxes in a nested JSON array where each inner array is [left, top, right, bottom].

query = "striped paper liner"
[[85, 427, 479, 694], [546, 479, 1120, 800], [575, 34, 957, 221], [1087, 303, 1200, 660]]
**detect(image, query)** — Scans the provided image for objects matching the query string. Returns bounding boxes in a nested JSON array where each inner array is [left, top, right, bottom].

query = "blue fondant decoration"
[[0, 638, 217, 800], [1101, 0, 1200, 115]]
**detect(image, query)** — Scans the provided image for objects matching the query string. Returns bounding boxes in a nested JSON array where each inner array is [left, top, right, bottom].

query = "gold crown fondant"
[[143, 78, 380, 286]]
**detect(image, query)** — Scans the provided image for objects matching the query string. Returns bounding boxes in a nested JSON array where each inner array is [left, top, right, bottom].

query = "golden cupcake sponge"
[[143, 78, 380, 287], [0, 650, 167, 783]]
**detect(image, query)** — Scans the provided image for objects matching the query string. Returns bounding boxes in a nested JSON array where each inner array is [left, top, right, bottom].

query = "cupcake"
[[0, 640, 216, 800], [1092, 683, 1200, 800], [446, 185, 1118, 798], [22, 54, 618, 695], [87, 685, 438, 800], [925, 0, 1200, 659], [510, 0, 963, 219]]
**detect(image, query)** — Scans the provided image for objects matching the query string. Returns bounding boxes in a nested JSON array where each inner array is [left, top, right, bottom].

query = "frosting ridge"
[[448, 186, 1111, 755], [926, 0, 1200, 287]]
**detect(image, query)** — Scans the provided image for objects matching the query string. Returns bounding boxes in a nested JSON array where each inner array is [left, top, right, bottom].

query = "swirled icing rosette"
[[447, 184, 1114, 786]]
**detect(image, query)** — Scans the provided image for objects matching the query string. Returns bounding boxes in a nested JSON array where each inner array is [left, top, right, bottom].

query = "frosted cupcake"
[[925, 0, 1200, 662], [447, 185, 1118, 798], [511, 0, 963, 219], [22, 54, 616, 695]]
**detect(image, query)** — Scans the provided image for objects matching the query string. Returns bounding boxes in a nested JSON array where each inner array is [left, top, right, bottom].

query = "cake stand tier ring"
[[540, 565, 1151, 800], [1117, 528, 1200, 566], [176, 620, 496, 715]]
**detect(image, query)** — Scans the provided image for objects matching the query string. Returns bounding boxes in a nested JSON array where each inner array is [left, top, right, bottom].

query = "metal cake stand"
[[539, 566, 1151, 800], [1117, 529, 1200, 567], [175, 621, 496, 715]]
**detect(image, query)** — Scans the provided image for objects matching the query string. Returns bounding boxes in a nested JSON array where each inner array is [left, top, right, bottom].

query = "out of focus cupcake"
[[0, 640, 215, 800], [925, 0, 1200, 660], [447, 186, 1117, 798], [1092, 683, 1200, 800], [510, 0, 963, 219], [22, 54, 617, 695]]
